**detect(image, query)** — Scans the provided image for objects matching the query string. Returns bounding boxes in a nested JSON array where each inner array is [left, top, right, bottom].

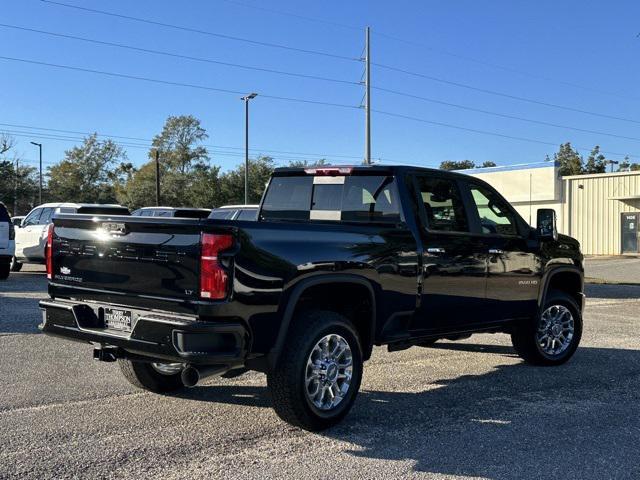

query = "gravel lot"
[[1, 265, 639, 479]]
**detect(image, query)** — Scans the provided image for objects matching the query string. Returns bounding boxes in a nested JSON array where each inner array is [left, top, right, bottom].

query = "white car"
[[12, 203, 130, 272], [0, 202, 15, 279]]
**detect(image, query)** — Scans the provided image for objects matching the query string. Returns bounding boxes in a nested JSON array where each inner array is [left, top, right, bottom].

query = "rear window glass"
[[261, 175, 401, 223], [209, 209, 236, 220], [0, 204, 9, 221], [174, 209, 211, 218], [237, 208, 258, 221], [75, 207, 130, 215]]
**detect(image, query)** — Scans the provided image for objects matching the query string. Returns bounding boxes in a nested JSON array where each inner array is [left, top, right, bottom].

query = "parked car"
[[11, 216, 24, 227], [12, 203, 130, 271], [209, 204, 259, 221], [131, 207, 211, 219], [40, 165, 584, 431], [0, 202, 15, 279]]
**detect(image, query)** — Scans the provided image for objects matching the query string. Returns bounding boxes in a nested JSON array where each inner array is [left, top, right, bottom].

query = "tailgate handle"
[[427, 247, 446, 254]]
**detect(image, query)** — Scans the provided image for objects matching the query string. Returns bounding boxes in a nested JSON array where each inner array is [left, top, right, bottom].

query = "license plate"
[[104, 308, 132, 332]]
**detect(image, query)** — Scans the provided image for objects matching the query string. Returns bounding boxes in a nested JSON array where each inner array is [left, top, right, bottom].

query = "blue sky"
[[1, 0, 639, 173]]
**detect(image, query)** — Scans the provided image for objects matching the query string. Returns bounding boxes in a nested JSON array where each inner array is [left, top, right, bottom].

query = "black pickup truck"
[[40, 165, 584, 430]]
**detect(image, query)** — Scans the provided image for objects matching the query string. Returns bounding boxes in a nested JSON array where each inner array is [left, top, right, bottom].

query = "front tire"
[[10, 257, 22, 272], [511, 290, 582, 366], [267, 310, 363, 431], [118, 359, 186, 393], [0, 261, 9, 280]]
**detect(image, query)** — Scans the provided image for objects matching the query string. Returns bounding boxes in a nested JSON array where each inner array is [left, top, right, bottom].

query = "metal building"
[[462, 162, 640, 255]]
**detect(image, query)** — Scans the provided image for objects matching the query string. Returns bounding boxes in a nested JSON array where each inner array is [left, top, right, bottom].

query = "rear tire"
[[10, 257, 22, 272], [0, 261, 9, 280], [511, 290, 582, 366], [267, 310, 363, 431], [118, 359, 186, 393]]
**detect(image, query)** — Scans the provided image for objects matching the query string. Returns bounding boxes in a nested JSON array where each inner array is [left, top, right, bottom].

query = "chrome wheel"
[[537, 305, 574, 356], [305, 334, 353, 411], [151, 362, 184, 375]]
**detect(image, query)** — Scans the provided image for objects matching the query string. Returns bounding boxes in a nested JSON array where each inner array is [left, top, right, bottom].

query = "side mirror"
[[536, 209, 558, 241]]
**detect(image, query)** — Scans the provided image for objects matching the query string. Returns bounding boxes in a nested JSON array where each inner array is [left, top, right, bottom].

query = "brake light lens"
[[200, 233, 234, 299], [46, 223, 54, 280], [304, 167, 353, 175], [8, 222, 15, 240]]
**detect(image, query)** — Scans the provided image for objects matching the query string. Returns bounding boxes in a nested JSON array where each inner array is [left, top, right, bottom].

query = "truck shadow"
[[179, 345, 640, 479]]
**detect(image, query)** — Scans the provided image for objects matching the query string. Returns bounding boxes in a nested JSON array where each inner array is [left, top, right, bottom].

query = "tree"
[[219, 156, 276, 205], [554, 143, 583, 176], [286, 159, 327, 168], [481, 161, 497, 168], [440, 160, 476, 170], [0, 160, 39, 215], [0, 134, 40, 214], [47, 134, 129, 203], [118, 115, 215, 208], [150, 115, 209, 174], [583, 146, 607, 174]]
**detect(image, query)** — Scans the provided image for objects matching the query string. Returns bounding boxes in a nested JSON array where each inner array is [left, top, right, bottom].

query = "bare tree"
[[0, 133, 16, 155]]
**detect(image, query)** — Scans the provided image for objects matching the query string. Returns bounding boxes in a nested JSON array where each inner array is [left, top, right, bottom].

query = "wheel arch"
[[539, 266, 584, 313], [268, 274, 377, 369]]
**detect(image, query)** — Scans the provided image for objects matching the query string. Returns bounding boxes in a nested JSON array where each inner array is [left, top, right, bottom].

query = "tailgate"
[[50, 214, 209, 303]]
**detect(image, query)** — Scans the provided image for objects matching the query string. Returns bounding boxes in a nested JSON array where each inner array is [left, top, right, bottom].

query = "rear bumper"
[[39, 299, 249, 366]]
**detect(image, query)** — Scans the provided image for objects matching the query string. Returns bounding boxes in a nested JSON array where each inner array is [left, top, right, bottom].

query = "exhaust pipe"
[[181, 364, 229, 387]]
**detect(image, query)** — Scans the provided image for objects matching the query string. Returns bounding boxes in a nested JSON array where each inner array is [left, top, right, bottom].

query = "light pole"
[[241, 93, 257, 205], [30, 141, 42, 204], [14, 158, 19, 217]]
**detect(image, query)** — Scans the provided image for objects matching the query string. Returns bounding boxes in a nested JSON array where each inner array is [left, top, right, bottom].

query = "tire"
[[10, 257, 22, 272], [0, 262, 9, 280], [267, 310, 363, 431], [511, 290, 582, 366], [118, 359, 186, 393]]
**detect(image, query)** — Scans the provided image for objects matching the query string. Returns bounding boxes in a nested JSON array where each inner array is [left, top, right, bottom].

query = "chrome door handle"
[[427, 247, 446, 254], [488, 249, 504, 254]]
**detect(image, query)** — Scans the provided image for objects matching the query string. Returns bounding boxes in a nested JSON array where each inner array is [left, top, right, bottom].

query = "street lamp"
[[241, 93, 258, 205], [30, 141, 43, 204]]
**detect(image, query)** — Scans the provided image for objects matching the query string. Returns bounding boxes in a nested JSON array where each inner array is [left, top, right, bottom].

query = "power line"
[[0, 55, 361, 110], [0, 123, 364, 160], [372, 33, 638, 102], [373, 109, 638, 159], [373, 86, 640, 142], [0, 23, 360, 86], [374, 62, 640, 125], [211, 0, 636, 101], [39, 0, 360, 62]]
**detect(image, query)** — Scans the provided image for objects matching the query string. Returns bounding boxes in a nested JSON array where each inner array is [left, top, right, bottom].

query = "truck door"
[[465, 181, 541, 321], [411, 174, 488, 333]]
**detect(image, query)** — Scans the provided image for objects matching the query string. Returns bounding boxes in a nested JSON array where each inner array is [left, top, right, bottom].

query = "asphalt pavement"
[[1, 265, 639, 479]]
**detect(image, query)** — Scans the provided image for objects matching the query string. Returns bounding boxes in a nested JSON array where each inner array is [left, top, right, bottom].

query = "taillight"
[[200, 233, 234, 299], [46, 224, 54, 280], [8, 222, 15, 240]]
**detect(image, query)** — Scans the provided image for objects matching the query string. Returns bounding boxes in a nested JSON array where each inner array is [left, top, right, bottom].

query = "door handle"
[[488, 248, 504, 255], [427, 247, 446, 254]]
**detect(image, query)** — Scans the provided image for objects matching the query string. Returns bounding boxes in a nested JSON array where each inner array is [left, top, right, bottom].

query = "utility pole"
[[14, 158, 18, 217], [155, 150, 161, 206], [241, 93, 258, 205], [30, 142, 42, 204], [364, 26, 371, 165]]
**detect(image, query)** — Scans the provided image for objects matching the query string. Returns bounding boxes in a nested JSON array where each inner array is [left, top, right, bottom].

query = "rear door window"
[[415, 175, 469, 232]]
